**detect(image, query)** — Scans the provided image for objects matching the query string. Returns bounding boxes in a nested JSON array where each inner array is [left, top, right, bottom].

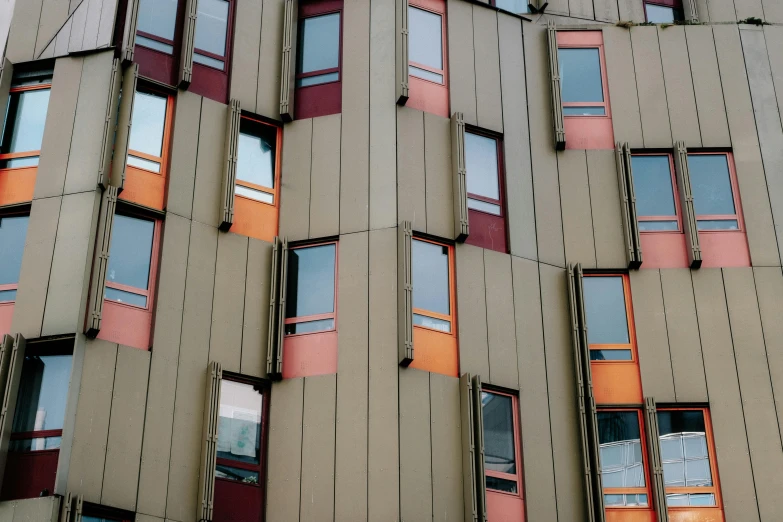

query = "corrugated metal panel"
[[644, 398, 669, 522], [121, 0, 140, 63], [460, 374, 478, 522], [266, 237, 281, 379], [0, 334, 26, 493], [615, 142, 642, 268], [451, 112, 469, 242], [398, 221, 413, 366], [471, 375, 488, 522], [98, 58, 122, 190], [0, 59, 12, 126], [197, 361, 222, 522], [396, 0, 409, 104], [85, 186, 118, 337], [179, 0, 199, 87], [275, 238, 289, 377], [673, 141, 702, 268], [220, 99, 241, 231], [547, 23, 566, 150], [111, 63, 139, 192], [279, 0, 298, 121], [0, 336, 12, 410]]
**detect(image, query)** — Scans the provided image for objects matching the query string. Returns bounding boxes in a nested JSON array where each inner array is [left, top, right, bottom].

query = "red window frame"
[[190, 0, 236, 103], [131, 0, 187, 87], [482, 388, 524, 496], [406, 0, 449, 118], [644, 0, 684, 22], [294, 0, 343, 120], [688, 152, 744, 233], [464, 128, 508, 254], [0, 209, 29, 338]]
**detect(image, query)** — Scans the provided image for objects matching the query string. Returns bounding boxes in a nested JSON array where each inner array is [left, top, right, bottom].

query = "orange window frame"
[[632, 153, 683, 234], [406, 0, 449, 118], [283, 241, 339, 335], [585, 273, 638, 363], [556, 31, 611, 119], [483, 388, 524, 497], [411, 236, 456, 335]]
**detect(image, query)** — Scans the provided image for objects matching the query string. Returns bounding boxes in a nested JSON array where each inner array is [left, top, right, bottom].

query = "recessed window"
[[0, 215, 28, 303], [408, 6, 444, 85], [598, 410, 649, 508], [128, 89, 169, 174], [194, 0, 230, 70], [688, 154, 740, 231], [645, 1, 684, 22], [482, 390, 521, 495], [558, 47, 606, 116], [582, 275, 632, 361], [105, 214, 155, 309], [412, 238, 452, 333], [632, 154, 680, 232], [0, 84, 51, 169], [236, 117, 277, 205], [465, 132, 502, 216], [296, 12, 341, 88], [492, 0, 530, 14], [284, 243, 337, 335], [136, 0, 179, 54]]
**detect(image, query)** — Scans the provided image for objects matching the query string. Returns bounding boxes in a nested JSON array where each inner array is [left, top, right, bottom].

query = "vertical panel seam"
[[520, 26, 540, 261], [763, 27, 783, 133], [495, 13, 505, 132], [688, 270, 710, 403], [134, 337, 159, 511], [709, 26, 731, 146], [239, 237, 249, 373], [188, 98, 205, 219], [554, 153, 567, 265], [628, 29, 647, 146], [657, 270, 678, 400], [99, 344, 120, 503], [37, 196, 64, 336], [654, 27, 674, 145], [682, 28, 704, 146], [584, 152, 598, 268], [366, 227, 371, 521]]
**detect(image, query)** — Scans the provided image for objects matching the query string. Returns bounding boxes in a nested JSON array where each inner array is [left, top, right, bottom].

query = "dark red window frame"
[[190, 0, 236, 103], [643, 0, 685, 21], [464, 127, 508, 254]]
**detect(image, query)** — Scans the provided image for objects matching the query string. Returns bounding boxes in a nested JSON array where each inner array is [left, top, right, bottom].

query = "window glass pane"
[[1, 89, 50, 155], [285, 318, 334, 335], [296, 72, 340, 87], [590, 349, 632, 361], [285, 244, 336, 319], [412, 239, 450, 317], [136, 35, 174, 54], [12, 355, 73, 433], [0, 156, 39, 168], [237, 119, 276, 189], [631, 155, 677, 217], [639, 221, 679, 232], [217, 379, 263, 465], [194, 0, 229, 57], [137, 0, 178, 41], [10, 436, 61, 452], [107, 215, 155, 291], [482, 392, 516, 475], [562, 106, 606, 116], [465, 132, 500, 201], [598, 411, 645, 489], [193, 53, 225, 70], [495, 0, 529, 14], [408, 7, 443, 70], [235, 185, 274, 204], [408, 66, 443, 84], [216, 464, 260, 484], [657, 410, 713, 489], [486, 475, 518, 494], [688, 493, 716, 506], [128, 155, 161, 173], [646, 4, 677, 23], [468, 199, 502, 216], [105, 287, 147, 307], [688, 155, 736, 216], [0, 215, 28, 286], [298, 13, 341, 75], [413, 314, 451, 333], [605, 494, 648, 507], [697, 219, 738, 231], [583, 276, 630, 345], [0, 290, 17, 302], [558, 48, 604, 104], [129, 91, 167, 159]]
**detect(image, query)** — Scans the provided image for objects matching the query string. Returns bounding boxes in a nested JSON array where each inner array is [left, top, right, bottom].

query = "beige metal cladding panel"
[[197, 361, 222, 522], [472, 6, 502, 134], [560, 151, 596, 268], [672, 142, 702, 268], [451, 112, 469, 242], [121, 0, 140, 62], [0, 59, 12, 126], [398, 221, 413, 366], [85, 186, 118, 337], [0, 334, 26, 493], [460, 374, 478, 522], [603, 28, 643, 148], [430, 373, 464, 520], [179, 0, 198, 87], [643, 398, 669, 522], [547, 23, 566, 151], [631, 27, 672, 149], [658, 26, 700, 147], [111, 63, 139, 191], [275, 238, 289, 377], [615, 143, 642, 268], [484, 250, 518, 389], [299, 375, 337, 522], [471, 375, 488, 522], [399, 368, 432, 521], [279, 0, 298, 121], [396, 0, 409, 104], [266, 237, 282, 379], [5, 0, 44, 63], [0, 336, 12, 411], [220, 99, 241, 231], [447, 0, 477, 126], [98, 58, 122, 190]]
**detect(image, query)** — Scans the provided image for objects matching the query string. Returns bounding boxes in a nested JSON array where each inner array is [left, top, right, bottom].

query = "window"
[[598, 410, 651, 509], [133, 0, 183, 86], [657, 409, 722, 509], [79, 503, 135, 522], [464, 129, 507, 253], [407, 0, 448, 117], [0, 215, 28, 304], [213, 377, 268, 522], [1, 344, 72, 501], [193, 0, 231, 70], [644, 0, 684, 22], [631, 154, 681, 232], [688, 154, 741, 232], [491, 0, 530, 14], [295, 0, 343, 119], [0, 82, 50, 169]]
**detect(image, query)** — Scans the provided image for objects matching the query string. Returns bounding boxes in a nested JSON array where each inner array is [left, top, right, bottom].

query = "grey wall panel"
[[424, 112, 453, 239], [367, 227, 399, 521], [723, 268, 783, 521], [65, 339, 118, 502], [484, 250, 518, 389], [472, 6, 503, 133], [767, 27, 783, 109], [229, 0, 262, 114], [0, 0, 15, 57], [167, 92, 203, 220], [54, 16, 72, 57], [569, 0, 594, 20], [659, 269, 708, 403], [299, 375, 337, 522], [135, 515, 164, 522], [192, 99, 228, 229], [101, 345, 150, 510], [752, 267, 783, 443], [96, 0, 117, 48], [10, 197, 61, 338], [734, 0, 764, 20], [630, 269, 676, 402], [617, 0, 645, 23], [659, 26, 701, 147], [54, 333, 86, 495], [587, 150, 626, 269], [80, 0, 105, 50], [279, 118, 312, 241], [34, 0, 70, 57], [538, 263, 585, 521], [257, 0, 284, 119], [715, 25, 780, 266], [309, 114, 342, 239], [512, 256, 558, 522], [265, 378, 304, 521], [631, 27, 672, 149], [339, 0, 370, 235], [209, 232, 248, 373], [165, 221, 218, 522], [603, 27, 643, 148], [399, 368, 432, 521], [4, 0, 43, 62], [396, 107, 426, 232], [544, 0, 570, 17], [593, 0, 619, 22], [448, 0, 477, 126], [67, 0, 88, 54], [456, 243, 490, 379], [369, 0, 397, 231], [0, 497, 59, 522], [691, 268, 760, 522], [559, 150, 596, 268], [706, 0, 736, 20], [137, 213, 190, 518], [334, 231, 369, 520], [763, 0, 783, 22], [686, 26, 731, 148], [430, 373, 464, 522], [241, 238, 272, 378]]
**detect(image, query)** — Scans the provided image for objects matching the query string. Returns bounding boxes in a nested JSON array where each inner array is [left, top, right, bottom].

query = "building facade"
[[1, 0, 783, 521]]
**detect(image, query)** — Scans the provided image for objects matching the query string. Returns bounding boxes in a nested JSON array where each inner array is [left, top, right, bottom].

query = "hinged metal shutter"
[[615, 143, 642, 268], [197, 361, 223, 522], [0, 59, 13, 126], [279, 0, 299, 122], [274, 238, 290, 378], [0, 336, 12, 411], [547, 23, 566, 150], [0, 334, 26, 493], [73, 494, 84, 522], [111, 63, 139, 192], [86, 186, 119, 337], [60, 492, 73, 522], [396, 0, 409, 105], [460, 374, 479, 522], [121, 0, 140, 63], [179, 0, 199, 87], [684, 0, 699, 22], [266, 237, 282, 378], [398, 221, 414, 366], [673, 142, 702, 268], [98, 58, 123, 190], [644, 398, 670, 522], [451, 112, 469, 242], [220, 99, 241, 231], [472, 375, 488, 522]]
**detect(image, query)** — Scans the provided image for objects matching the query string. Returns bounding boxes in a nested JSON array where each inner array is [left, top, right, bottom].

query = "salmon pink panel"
[[410, 326, 458, 377], [639, 233, 689, 269], [591, 361, 643, 405], [0, 167, 36, 206], [605, 509, 656, 522], [563, 117, 614, 150], [98, 301, 153, 350], [0, 304, 12, 338], [699, 232, 750, 268], [486, 490, 525, 522], [407, 76, 449, 118], [282, 330, 338, 378], [668, 509, 725, 522]]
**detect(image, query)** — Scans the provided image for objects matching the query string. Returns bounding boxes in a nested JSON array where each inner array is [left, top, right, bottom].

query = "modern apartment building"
[[1, 0, 783, 521]]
